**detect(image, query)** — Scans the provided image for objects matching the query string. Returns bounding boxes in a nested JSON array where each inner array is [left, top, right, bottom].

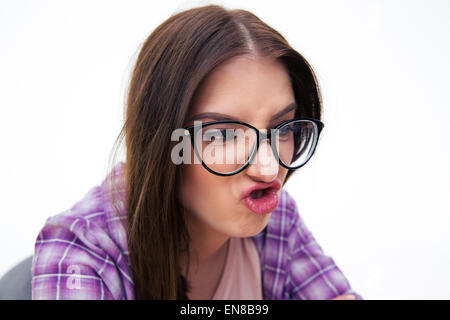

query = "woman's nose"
[[245, 139, 279, 182]]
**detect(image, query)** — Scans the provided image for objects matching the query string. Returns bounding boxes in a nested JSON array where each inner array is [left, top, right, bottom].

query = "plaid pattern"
[[31, 162, 361, 300]]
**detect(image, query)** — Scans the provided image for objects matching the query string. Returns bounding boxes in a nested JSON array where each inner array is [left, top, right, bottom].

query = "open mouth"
[[241, 179, 281, 215], [243, 186, 279, 215], [250, 188, 269, 199]]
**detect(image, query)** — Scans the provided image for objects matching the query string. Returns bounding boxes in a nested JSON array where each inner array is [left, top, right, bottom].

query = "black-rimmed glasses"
[[183, 118, 324, 176]]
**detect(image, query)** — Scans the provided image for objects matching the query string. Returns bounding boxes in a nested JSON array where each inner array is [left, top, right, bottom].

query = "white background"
[[1, 0, 449, 299]]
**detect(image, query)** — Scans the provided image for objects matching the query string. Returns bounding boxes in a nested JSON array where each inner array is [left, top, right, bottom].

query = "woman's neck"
[[181, 213, 230, 273], [180, 214, 230, 299]]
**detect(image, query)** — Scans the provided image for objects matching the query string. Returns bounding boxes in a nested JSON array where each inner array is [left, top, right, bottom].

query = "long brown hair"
[[106, 4, 322, 299]]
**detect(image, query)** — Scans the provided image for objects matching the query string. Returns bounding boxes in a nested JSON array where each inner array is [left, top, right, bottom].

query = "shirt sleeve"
[[286, 198, 362, 300], [31, 216, 115, 300]]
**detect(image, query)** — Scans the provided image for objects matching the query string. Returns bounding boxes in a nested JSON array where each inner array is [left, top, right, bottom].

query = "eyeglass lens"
[[192, 120, 318, 174]]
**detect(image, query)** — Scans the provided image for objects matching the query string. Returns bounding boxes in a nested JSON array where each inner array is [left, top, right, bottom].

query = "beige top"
[[212, 237, 263, 300]]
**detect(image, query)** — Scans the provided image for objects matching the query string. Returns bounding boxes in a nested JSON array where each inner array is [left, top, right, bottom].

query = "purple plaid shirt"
[[31, 162, 361, 300]]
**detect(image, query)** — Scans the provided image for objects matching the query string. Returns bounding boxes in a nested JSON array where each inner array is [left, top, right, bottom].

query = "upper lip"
[[241, 179, 282, 199]]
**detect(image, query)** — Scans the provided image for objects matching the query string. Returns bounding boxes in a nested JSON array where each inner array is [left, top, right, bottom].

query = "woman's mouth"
[[241, 180, 281, 214]]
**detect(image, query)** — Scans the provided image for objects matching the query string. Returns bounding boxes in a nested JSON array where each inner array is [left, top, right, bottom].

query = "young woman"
[[31, 4, 361, 300]]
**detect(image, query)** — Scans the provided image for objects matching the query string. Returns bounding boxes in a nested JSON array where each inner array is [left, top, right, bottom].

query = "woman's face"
[[179, 55, 296, 239]]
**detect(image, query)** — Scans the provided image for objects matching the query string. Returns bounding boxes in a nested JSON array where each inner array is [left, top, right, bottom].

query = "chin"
[[230, 214, 271, 238]]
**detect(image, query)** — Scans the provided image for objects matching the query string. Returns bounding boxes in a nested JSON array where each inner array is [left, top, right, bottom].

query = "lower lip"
[[242, 189, 279, 215]]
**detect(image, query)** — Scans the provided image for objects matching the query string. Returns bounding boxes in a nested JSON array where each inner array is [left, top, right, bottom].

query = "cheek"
[[179, 163, 220, 213], [278, 166, 289, 184]]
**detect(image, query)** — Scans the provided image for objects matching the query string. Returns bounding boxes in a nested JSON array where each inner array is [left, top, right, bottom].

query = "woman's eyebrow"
[[270, 102, 297, 122], [188, 102, 297, 123], [188, 112, 234, 122]]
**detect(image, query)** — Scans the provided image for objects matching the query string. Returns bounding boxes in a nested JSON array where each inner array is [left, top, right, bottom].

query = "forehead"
[[188, 55, 295, 123]]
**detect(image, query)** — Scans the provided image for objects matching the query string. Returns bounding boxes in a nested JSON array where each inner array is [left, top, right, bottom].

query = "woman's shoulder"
[[37, 165, 129, 257], [274, 188, 300, 221], [256, 188, 300, 235], [31, 163, 133, 299], [251, 188, 301, 249], [41, 185, 107, 235], [53, 162, 129, 250]]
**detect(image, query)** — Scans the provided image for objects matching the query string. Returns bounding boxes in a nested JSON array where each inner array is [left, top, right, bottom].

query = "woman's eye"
[[278, 126, 291, 136], [204, 129, 235, 142]]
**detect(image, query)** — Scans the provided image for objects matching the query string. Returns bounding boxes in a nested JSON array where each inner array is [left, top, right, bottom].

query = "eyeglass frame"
[[183, 117, 325, 177]]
